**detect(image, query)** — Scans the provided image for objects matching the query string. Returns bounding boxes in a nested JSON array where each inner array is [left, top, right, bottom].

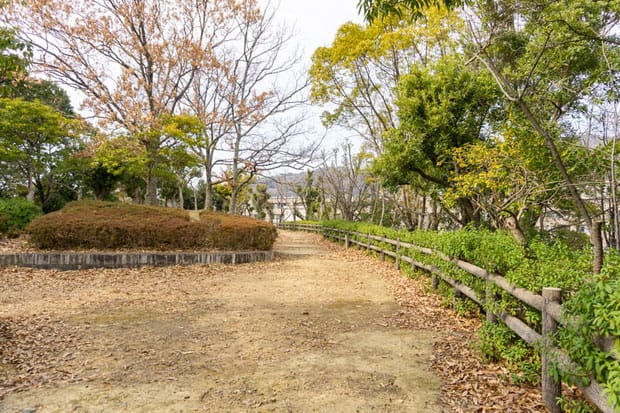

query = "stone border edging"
[[0, 251, 274, 271]]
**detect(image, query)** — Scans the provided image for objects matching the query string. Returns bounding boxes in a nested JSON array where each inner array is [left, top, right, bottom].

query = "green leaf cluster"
[[559, 257, 620, 409], [0, 27, 31, 95], [0, 198, 42, 237], [477, 321, 541, 385]]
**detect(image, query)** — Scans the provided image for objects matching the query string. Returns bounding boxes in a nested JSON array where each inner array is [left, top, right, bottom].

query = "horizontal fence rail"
[[279, 223, 618, 413]]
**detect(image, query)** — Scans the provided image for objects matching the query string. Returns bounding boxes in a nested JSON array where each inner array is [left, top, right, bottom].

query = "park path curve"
[[1, 230, 441, 412]]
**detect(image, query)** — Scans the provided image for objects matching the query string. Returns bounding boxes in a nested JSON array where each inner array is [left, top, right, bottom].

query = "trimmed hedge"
[[26, 201, 276, 251], [199, 210, 277, 251]]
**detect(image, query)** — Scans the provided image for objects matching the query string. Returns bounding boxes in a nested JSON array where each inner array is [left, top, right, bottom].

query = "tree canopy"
[[0, 98, 80, 203], [0, 27, 30, 95]]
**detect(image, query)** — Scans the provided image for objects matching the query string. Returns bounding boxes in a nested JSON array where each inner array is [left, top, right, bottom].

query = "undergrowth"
[[0, 198, 42, 238]]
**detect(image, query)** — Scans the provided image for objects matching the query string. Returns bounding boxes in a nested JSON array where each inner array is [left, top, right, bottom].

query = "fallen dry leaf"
[[0, 232, 592, 411]]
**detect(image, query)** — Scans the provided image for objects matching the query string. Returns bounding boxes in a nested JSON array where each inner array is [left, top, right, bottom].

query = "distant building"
[[268, 195, 305, 224]]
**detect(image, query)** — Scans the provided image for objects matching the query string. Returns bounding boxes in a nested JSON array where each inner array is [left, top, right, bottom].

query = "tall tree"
[[374, 56, 501, 226], [294, 170, 320, 221], [180, 1, 314, 213], [8, 0, 238, 205], [183, 56, 234, 211], [311, 7, 462, 227], [319, 143, 373, 222], [216, 1, 312, 214], [465, 0, 619, 271], [251, 183, 272, 220], [310, 9, 460, 155]]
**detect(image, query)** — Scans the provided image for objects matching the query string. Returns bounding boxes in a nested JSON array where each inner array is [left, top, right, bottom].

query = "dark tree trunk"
[[145, 171, 158, 206], [459, 198, 480, 227]]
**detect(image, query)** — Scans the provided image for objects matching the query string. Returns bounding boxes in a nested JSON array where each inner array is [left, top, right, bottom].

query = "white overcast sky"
[[270, 0, 362, 59], [264, 0, 363, 152]]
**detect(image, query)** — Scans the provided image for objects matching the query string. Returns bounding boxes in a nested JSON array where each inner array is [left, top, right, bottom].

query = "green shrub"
[[26, 201, 276, 251], [0, 198, 42, 238], [477, 321, 541, 385], [558, 255, 620, 409], [41, 191, 68, 213], [540, 228, 590, 250]]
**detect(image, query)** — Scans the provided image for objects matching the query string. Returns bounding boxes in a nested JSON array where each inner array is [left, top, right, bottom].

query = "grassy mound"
[[26, 201, 277, 251]]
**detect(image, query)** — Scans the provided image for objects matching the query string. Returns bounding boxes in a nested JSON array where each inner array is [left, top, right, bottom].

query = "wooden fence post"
[[367, 233, 371, 252], [380, 236, 385, 261], [345, 232, 350, 249], [542, 287, 562, 413], [395, 238, 401, 271], [485, 271, 497, 324]]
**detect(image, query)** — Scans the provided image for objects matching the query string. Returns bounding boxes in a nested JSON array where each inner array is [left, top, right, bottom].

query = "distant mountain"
[[257, 171, 308, 198]]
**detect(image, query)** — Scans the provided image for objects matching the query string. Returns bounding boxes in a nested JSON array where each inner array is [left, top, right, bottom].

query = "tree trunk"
[[379, 186, 386, 227], [475, 52, 604, 269], [178, 183, 184, 209], [229, 135, 241, 214], [516, 100, 604, 271], [229, 188, 238, 214], [505, 214, 527, 245], [145, 164, 159, 206], [611, 137, 620, 250], [420, 194, 427, 230], [321, 186, 329, 220], [459, 198, 480, 227], [592, 220, 603, 274], [26, 165, 35, 202], [429, 200, 439, 230], [400, 186, 416, 230], [203, 163, 213, 211]]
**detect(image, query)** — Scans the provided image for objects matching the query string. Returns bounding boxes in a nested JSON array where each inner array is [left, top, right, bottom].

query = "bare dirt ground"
[[0, 231, 451, 413]]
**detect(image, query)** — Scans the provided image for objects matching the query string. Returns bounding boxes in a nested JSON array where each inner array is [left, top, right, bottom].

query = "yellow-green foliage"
[[27, 201, 276, 251]]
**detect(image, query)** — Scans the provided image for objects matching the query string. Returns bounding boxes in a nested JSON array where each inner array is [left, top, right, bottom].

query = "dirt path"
[[1, 231, 441, 413]]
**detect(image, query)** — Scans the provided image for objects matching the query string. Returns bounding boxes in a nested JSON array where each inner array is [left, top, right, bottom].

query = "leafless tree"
[[317, 143, 372, 221], [8, 0, 238, 204], [215, 2, 315, 213]]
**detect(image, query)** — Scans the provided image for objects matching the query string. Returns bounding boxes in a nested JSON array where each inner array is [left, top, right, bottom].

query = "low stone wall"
[[0, 250, 273, 271]]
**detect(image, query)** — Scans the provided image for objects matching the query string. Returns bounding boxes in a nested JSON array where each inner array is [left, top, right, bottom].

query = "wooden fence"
[[279, 223, 618, 413]]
